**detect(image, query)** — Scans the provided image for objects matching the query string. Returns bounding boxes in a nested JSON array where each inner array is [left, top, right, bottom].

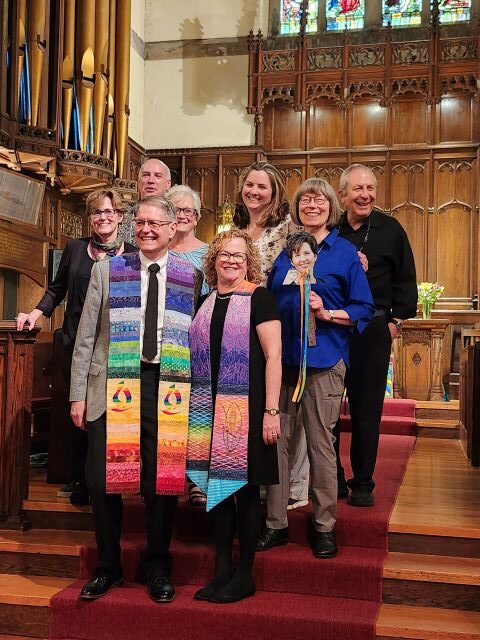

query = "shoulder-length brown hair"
[[233, 161, 290, 229], [203, 229, 261, 287], [291, 178, 341, 230]]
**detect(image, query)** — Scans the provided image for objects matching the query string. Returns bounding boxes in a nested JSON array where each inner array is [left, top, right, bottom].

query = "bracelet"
[[328, 310, 335, 321]]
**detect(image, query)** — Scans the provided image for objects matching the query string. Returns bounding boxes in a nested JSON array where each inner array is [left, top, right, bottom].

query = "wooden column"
[[394, 319, 449, 401], [0, 321, 39, 529]]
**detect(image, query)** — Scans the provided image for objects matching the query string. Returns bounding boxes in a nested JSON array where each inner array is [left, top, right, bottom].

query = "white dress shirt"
[[140, 250, 168, 364]]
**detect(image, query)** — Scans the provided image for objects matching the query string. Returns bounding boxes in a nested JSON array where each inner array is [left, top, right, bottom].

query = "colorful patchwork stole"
[[187, 281, 257, 512], [292, 271, 311, 403], [106, 252, 194, 495]]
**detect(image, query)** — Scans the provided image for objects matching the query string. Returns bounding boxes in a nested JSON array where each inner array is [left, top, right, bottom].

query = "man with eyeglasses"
[[335, 164, 417, 507], [70, 196, 201, 602]]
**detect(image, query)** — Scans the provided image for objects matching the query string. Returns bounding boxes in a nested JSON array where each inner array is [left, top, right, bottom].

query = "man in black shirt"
[[336, 164, 417, 507]]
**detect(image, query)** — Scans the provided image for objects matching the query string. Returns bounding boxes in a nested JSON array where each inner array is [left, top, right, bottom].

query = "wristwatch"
[[264, 408, 280, 416], [327, 310, 335, 321], [391, 318, 403, 331]]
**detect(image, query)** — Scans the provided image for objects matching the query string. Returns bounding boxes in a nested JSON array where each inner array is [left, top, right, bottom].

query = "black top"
[[205, 286, 280, 485], [36, 237, 135, 350], [338, 209, 417, 319]]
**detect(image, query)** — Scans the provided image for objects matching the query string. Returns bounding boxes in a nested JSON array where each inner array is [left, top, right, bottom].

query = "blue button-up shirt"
[[268, 228, 375, 370]]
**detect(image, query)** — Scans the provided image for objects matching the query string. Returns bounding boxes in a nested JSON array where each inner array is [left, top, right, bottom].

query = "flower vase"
[[422, 302, 432, 320]]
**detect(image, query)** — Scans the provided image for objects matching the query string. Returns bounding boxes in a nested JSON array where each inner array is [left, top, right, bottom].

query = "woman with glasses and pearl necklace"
[[16, 188, 135, 505]]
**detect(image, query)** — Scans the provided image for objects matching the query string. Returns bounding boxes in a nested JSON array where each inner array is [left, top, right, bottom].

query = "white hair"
[[165, 184, 202, 220]]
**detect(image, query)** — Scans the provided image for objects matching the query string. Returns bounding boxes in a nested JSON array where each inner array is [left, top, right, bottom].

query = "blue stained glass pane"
[[326, 0, 365, 31], [439, 0, 471, 23], [280, 0, 319, 35], [382, 0, 422, 27]]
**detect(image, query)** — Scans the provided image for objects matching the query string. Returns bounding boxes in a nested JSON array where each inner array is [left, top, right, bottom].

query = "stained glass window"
[[439, 0, 471, 23], [382, 0, 422, 27], [280, 0, 319, 35], [326, 0, 365, 31]]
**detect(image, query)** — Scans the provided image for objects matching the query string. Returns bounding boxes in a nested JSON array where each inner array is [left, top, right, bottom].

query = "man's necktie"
[[142, 263, 160, 360]]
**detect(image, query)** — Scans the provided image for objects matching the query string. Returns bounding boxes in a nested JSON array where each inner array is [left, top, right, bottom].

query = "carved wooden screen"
[[246, 26, 480, 307]]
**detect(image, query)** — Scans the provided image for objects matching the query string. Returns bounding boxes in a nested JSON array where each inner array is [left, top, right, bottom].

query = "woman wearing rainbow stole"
[[258, 180, 374, 560], [187, 229, 282, 604]]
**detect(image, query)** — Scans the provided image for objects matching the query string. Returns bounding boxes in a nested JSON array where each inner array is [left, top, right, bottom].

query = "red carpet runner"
[[50, 430, 415, 640]]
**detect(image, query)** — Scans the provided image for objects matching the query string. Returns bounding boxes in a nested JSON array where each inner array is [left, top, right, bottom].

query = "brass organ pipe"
[[16, 0, 27, 109], [62, 0, 75, 148], [76, 0, 95, 151], [27, 0, 47, 126], [93, 0, 109, 155], [106, 0, 116, 159], [114, 0, 131, 178]]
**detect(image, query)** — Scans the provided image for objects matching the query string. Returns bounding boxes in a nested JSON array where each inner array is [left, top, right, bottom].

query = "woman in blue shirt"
[[257, 178, 374, 559]]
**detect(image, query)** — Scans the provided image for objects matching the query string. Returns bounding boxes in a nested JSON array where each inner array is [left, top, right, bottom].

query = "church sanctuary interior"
[[1, 0, 480, 638]]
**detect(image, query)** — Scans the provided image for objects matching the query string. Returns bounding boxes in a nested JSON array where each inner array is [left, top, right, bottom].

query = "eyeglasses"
[[90, 209, 120, 219], [299, 195, 328, 206], [134, 219, 172, 231], [217, 251, 247, 264], [176, 207, 198, 219]]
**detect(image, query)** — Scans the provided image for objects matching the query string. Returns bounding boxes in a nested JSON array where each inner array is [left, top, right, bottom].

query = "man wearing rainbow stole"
[[70, 196, 198, 603]]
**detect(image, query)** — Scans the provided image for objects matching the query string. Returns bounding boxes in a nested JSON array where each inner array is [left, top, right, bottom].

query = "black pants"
[[85, 362, 177, 580], [334, 315, 392, 493]]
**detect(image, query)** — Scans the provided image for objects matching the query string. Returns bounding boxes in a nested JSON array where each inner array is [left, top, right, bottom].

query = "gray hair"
[[138, 158, 171, 181], [339, 164, 377, 194], [165, 184, 202, 220], [136, 196, 177, 222]]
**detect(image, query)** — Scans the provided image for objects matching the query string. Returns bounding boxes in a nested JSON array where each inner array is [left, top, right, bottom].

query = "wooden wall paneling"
[[264, 103, 305, 151], [185, 158, 218, 243], [308, 101, 346, 150], [434, 157, 473, 298], [390, 158, 429, 283], [273, 159, 305, 201], [439, 95, 473, 143], [310, 160, 347, 192], [350, 100, 388, 148], [391, 99, 429, 146]]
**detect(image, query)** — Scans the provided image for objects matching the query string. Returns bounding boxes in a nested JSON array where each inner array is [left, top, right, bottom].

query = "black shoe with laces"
[[313, 530, 337, 559], [256, 527, 288, 551], [148, 575, 175, 603], [80, 574, 123, 599]]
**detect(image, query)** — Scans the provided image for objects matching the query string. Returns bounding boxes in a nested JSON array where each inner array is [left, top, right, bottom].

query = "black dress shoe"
[[348, 490, 375, 507], [80, 574, 123, 599], [148, 576, 175, 603], [313, 530, 337, 559], [256, 527, 288, 551]]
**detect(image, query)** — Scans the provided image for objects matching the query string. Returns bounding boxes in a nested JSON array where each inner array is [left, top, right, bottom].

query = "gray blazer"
[[70, 252, 203, 423], [70, 258, 111, 422]]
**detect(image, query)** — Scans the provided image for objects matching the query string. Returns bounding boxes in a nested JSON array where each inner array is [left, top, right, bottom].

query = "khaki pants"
[[266, 360, 346, 533]]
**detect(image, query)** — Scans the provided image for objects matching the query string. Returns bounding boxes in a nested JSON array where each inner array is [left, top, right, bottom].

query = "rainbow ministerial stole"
[[187, 282, 256, 511], [106, 252, 194, 495]]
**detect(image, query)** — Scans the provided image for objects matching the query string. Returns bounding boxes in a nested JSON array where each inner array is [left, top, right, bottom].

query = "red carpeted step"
[[339, 398, 417, 436], [50, 582, 379, 640], [79, 537, 385, 602], [339, 415, 416, 436]]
